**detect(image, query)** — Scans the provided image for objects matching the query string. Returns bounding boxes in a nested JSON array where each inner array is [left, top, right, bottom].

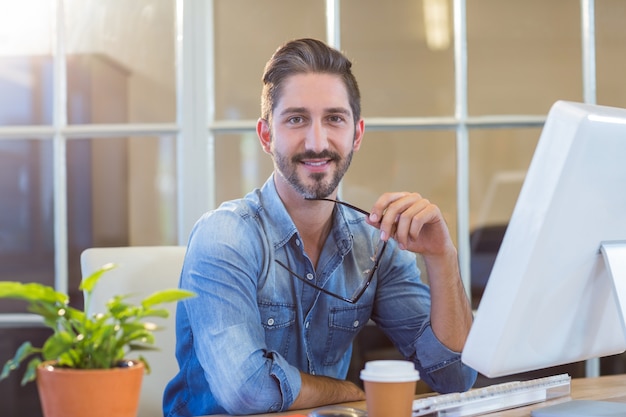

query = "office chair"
[[469, 223, 508, 310], [80, 245, 186, 417]]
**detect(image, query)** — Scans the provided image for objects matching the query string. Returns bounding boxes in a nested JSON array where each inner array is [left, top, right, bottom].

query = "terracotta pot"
[[36, 360, 144, 417]]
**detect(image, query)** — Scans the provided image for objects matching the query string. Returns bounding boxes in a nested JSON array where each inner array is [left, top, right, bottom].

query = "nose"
[[304, 120, 329, 153]]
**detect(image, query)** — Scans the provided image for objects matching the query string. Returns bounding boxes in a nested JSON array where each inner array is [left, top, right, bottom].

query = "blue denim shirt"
[[163, 175, 477, 416]]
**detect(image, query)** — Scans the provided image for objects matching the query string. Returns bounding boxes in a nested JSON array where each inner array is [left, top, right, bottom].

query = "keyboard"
[[412, 373, 571, 417]]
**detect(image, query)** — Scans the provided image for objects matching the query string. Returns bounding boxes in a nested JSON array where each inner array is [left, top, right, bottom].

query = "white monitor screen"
[[462, 100, 626, 378]]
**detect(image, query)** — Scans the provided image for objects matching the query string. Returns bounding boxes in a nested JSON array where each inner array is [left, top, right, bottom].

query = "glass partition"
[[214, 0, 326, 120], [65, 0, 177, 123], [467, 0, 582, 115], [0, 139, 55, 312], [596, 0, 626, 108], [342, 0, 456, 117]]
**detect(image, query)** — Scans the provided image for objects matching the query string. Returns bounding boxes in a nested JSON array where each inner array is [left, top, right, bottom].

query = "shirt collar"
[[257, 174, 298, 250], [258, 174, 355, 256]]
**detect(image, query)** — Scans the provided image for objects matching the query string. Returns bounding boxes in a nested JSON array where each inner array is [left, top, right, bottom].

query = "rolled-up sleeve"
[[179, 209, 302, 414], [413, 325, 477, 393], [371, 246, 477, 395]]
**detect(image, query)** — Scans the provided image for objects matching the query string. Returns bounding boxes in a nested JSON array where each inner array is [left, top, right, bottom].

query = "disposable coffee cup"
[[360, 360, 420, 417]]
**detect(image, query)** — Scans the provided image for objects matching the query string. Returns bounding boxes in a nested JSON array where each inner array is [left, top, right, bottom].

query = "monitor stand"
[[602, 240, 626, 334], [532, 241, 626, 417]]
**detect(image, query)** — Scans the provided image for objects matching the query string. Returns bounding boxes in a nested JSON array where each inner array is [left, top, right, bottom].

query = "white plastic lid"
[[359, 360, 420, 383]]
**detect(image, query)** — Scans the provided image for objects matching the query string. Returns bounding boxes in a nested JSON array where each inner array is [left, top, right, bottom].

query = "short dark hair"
[[261, 38, 361, 125]]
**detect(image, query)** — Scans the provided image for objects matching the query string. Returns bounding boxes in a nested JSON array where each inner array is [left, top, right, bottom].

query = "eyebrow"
[[279, 106, 352, 117], [279, 107, 307, 116]]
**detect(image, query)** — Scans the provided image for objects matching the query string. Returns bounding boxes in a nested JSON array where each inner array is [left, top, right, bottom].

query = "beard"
[[273, 148, 354, 199]]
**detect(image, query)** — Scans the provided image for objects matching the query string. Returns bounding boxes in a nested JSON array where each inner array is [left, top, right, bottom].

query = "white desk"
[[208, 374, 626, 416]]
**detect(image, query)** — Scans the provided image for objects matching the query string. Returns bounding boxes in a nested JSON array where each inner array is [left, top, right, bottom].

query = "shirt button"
[[306, 273, 314, 281], [267, 318, 275, 326], [305, 321, 310, 329], [353, 320, 359, 328], [295, 239, 301, 246]]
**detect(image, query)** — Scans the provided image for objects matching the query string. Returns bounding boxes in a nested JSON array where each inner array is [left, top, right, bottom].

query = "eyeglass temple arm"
[[351, 239, 388, 302], [304, 197, 371, 216], [274, 259, 355, 304]]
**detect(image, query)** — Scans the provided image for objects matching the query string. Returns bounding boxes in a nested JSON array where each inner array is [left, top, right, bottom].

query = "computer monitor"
[[462, 100, 626, 378]]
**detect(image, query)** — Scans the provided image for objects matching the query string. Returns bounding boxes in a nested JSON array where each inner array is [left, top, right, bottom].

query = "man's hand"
[[366, 192, 455, 258]]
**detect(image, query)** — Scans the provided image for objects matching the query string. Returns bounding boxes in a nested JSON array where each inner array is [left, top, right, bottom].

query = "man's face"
[[259, 73, 364, 199]]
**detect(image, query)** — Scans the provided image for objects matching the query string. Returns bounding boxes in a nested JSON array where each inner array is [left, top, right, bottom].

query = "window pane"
[[596, 0, 626, 108], [65, 0, 176, 123], [0, 0, 54, 56], [0, 134, 177, 331], [0, 56, 54, 126], [0, 1, 55, 126], [68, 135, 177, 260], [468, 128, 540, 308], [342, 0, 455, 117], [469, 128, 540, 230], [214, 0, 326, 120], [215, 133, 274, 203], [66, 54, 131, 124], [0, 139, 54, 313], [127, 135, 178, 245], [467, 0, 582, 115]]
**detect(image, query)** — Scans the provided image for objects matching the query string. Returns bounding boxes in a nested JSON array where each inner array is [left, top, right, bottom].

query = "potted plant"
[[0, 262, 195, 417]]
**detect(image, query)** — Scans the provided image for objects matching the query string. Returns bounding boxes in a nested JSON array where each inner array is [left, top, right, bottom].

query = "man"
[[163, 38, 477, 416]]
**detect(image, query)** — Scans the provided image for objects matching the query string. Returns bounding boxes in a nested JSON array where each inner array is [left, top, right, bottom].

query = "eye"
[[287, 116, 304, 124], [328, 114, 346, 124]]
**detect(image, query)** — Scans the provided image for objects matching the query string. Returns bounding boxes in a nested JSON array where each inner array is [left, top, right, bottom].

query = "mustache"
[[291, 150, 341, 163]]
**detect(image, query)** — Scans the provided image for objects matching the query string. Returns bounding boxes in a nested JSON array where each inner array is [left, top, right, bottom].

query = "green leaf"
[[111, 347, 126, 365], [42, 332, 74, 362], [21, 358, 42, 386], [65, 305, 86, 322], [123, 329, 155, 346], [1, 342, 38, 380], [140, 308, 170, 319], [58, 349, 82, 368], [107, 297, 134, 319], [141, 289, 195, 308], [128, 343, 159, 352], [121, 321, 148, 332], [27, 302, 66, 323], [0, 282, 67, 305], [79, 263, 117, 293], [138, 355, 151, 375]]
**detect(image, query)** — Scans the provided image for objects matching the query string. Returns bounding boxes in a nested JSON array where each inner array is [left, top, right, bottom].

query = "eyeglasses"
[[274, 198, 388, 304]]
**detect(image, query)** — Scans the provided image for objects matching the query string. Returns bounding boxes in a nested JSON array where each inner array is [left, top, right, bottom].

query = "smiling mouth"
[[293, 150, 340, 168], [303, 159, 331, 167]]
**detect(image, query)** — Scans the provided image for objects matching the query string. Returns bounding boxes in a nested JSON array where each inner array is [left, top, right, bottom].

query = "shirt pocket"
[[258, 301, 296, 357], [323, 304, 372, 366]]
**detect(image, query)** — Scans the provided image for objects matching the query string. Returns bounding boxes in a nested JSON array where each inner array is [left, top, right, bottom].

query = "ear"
[[257, 118, 272, 154], [352, 118, 365, 151]]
